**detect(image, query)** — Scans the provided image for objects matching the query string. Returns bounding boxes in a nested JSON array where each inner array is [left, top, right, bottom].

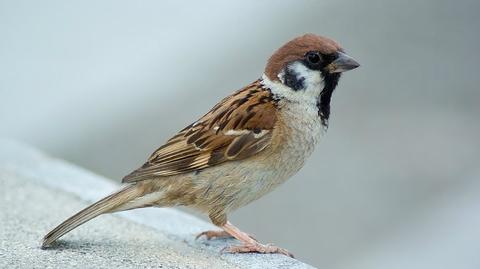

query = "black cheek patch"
[[284, 67, 305, 91]]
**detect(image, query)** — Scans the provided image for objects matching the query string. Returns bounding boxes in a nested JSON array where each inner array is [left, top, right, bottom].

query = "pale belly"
[[189, 104, 325, 213]]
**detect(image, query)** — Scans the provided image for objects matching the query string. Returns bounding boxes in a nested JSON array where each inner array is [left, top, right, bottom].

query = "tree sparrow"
[[42, 33, 359, 257]]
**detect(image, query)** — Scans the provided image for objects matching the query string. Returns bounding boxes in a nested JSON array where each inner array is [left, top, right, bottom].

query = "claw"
[[196, 230, 232, 240], [196, 230, 257, 241], [222, 242, 294, 258]]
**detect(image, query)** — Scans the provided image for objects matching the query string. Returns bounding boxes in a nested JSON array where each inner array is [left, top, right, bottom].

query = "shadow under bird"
[[42, 33, 359, 257]]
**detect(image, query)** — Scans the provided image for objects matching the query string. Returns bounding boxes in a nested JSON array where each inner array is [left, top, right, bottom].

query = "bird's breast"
[[270, 100, 325, 178], [184, 101, 325, 213], [221, 101, 324, 210]]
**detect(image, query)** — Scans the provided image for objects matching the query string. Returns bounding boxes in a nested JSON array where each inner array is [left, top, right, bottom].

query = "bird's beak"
[[325, 52, 360, 73]]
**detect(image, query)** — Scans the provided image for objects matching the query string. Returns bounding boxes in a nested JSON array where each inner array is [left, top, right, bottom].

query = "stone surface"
[[0, 140, 315, 269]]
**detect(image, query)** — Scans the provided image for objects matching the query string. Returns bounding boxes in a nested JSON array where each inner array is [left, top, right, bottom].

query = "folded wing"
[[122, 80, 278, 183]]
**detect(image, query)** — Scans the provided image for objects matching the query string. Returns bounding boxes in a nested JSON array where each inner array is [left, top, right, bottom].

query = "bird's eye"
[[306, 51, 321, 65]]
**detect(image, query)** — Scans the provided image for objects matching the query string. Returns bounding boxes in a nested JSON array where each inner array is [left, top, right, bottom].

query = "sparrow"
[[41, 33, 359, 257]]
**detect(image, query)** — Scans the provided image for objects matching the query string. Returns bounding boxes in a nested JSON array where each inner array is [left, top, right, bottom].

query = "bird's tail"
[[41, 185, 141, 248]]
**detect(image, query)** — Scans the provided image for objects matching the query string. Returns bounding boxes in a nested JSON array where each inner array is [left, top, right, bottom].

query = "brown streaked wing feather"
[[122, 80, 277, 183]]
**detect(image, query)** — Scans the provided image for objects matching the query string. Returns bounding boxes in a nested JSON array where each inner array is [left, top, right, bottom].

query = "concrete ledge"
[[0, 139, 315, 269]]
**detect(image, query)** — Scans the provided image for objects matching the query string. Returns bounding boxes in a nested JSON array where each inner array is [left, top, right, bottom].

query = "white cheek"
[[262, 62, 324, 105], [288, 61, 323, 95]]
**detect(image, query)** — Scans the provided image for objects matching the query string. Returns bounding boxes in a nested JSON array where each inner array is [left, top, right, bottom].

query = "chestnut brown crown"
[[265, 34, 344, 81]]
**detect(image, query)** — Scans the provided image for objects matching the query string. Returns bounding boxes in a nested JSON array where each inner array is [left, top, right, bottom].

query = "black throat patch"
[[317, 72, 341, 127]]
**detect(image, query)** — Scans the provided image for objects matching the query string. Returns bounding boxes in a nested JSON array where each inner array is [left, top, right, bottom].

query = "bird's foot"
[[196, 230, 257, 241], [196, 230, 232, 240], [222, 242, 294, 258]]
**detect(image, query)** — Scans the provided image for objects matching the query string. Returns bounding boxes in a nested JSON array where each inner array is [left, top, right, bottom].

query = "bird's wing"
[[122, 80, 278, 183]]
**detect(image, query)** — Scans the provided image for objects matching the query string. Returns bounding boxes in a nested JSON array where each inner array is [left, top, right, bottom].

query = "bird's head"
[[263, 33, 359, 123]]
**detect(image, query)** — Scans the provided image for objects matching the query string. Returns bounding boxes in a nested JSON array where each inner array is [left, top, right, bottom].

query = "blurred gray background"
[[1, 0, 480, 268]]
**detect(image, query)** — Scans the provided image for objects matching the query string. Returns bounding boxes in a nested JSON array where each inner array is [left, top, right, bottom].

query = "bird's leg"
[[197, 212, 256, 241], [220, 221, 294, 258], [196, 212, 236, 240]]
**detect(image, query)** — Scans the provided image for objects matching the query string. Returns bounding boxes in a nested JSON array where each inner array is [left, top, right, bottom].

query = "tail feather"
[[41, 185, 141, 248]]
